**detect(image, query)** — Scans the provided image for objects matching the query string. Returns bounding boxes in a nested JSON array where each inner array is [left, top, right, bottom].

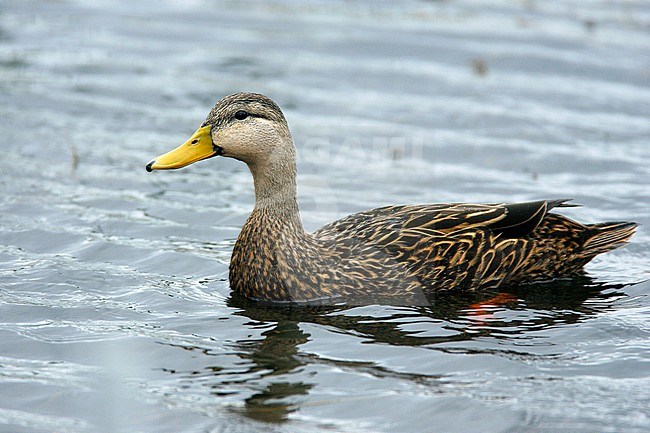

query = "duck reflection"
[[165, 277, 630, 423], [233, 320, 312, 422], [231, 276, 626, 346]]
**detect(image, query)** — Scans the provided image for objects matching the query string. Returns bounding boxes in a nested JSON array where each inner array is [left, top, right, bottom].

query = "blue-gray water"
[[1, 1, 649, 432]]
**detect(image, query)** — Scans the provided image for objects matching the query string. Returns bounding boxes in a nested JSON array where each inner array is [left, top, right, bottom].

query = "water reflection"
[[234, 321, 312, 422], [160, 277, 629, 422]]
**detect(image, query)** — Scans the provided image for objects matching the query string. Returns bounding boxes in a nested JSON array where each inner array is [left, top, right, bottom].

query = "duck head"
[[146, 92, 293, 172]]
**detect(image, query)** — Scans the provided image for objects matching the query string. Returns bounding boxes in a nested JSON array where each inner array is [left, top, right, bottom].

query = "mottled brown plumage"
[[147, 92, 637, 305]]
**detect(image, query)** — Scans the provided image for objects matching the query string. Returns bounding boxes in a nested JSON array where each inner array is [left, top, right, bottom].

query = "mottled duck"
[[146, 92, 636, 304]]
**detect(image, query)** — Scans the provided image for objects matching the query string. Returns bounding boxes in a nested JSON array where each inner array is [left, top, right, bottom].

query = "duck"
[[146, 92, 637, 305]]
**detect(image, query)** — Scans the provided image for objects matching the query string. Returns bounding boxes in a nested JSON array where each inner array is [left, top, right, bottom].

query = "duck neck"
[[247, 151, 303, 231]]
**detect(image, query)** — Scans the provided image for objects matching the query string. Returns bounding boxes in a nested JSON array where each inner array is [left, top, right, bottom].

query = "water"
[[1, 0, 649, 431]]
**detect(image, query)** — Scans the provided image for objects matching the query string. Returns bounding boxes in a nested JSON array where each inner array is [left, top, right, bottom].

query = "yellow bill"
[[146, 125, 218, 172]]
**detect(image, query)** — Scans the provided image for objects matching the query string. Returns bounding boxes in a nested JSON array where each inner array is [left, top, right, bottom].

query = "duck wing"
[[314, 199, 575, 291], [315, 199, 573, 241]]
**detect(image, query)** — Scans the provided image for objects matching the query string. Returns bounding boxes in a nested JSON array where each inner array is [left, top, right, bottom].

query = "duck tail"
[[580, 221, 637, 258]]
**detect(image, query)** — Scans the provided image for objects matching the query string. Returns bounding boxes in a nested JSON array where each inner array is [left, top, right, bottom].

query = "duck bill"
[[146, 125, 218, 172]]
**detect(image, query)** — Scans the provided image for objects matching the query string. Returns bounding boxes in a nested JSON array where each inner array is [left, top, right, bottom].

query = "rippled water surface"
[[1, 1, 649, 432]]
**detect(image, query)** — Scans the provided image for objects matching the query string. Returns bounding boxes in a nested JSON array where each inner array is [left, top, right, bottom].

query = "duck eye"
[[234, 110, 249, 120]]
